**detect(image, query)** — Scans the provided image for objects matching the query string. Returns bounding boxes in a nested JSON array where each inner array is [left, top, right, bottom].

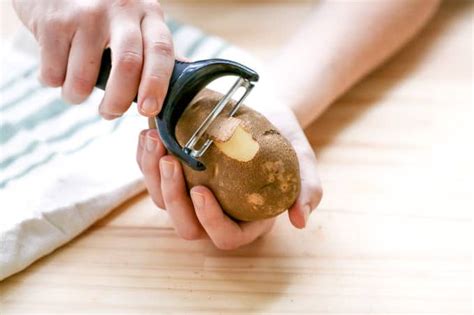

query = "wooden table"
[[1, 1, 472, 313]]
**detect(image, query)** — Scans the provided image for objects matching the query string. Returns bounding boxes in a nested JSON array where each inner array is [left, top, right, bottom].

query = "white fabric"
[[0, 21, 262, 280]]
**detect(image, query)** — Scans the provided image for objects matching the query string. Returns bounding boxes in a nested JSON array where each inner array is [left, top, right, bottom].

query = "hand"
[[136, 128, 276, 250], [136, 90, 322, 250], [13, 0, 174, 119]]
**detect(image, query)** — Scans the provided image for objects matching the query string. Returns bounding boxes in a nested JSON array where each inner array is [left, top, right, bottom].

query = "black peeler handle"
[[95, 49, 112, 92], [95, 48, 187, 101], [95, 48, 259, 171]]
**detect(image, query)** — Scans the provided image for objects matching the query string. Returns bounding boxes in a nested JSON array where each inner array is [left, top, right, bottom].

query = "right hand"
[[135, 90, 323, 250], [13, 0, 174, 119]]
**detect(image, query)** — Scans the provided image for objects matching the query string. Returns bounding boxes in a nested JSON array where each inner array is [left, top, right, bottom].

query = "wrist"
[[246, 67, 299, 114]]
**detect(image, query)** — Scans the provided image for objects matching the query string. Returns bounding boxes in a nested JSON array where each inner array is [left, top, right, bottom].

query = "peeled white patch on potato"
[[205, 116, 259, 162], [214, 126, 259, 161]]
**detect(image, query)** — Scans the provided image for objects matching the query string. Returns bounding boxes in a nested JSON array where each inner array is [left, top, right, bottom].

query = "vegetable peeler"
[[95, 48, 259, 171]]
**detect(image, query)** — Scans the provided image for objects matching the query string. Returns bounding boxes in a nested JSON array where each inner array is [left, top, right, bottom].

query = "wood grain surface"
[[0, 1, 472, 314]]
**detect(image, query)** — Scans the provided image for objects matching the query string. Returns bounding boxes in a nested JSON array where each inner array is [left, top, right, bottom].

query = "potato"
[[151, 89, 300, 221]]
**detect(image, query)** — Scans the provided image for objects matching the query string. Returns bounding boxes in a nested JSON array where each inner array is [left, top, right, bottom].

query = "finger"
[[191, 186, 274, 250], [288, 144, 323, 229], [176, 55, 192, 62], [99, 17, 143, 119], [62, 27, 107, 104], [160, 156, 205, 240], [140, 129, 166, 209], [136, 129, 148, 172], [137, 10, 174, 116], [37, 21, 73, 87]]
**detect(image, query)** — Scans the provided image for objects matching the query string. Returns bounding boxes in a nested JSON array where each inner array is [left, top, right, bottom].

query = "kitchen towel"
[[0, 19, 261, 280]]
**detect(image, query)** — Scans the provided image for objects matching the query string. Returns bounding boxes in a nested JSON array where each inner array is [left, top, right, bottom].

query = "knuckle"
[[78, 5, 105, 28], [115, 0, 134, 8], [44, 16, 64, 30], [42, 14, 71, 33], [148, 37, 174, 58], [116, 51, 143, 73], [71, 74, 94, 95], [38, 21, 72, 43], [41, 67, 64, 87], [143, 1, 163, 16]]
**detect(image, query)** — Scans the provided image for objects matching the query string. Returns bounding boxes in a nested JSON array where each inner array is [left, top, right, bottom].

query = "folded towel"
[[0, 19, 261, 280]]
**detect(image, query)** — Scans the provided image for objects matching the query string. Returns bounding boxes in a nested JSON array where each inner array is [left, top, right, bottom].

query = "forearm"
[[269, 0, 440, 128]]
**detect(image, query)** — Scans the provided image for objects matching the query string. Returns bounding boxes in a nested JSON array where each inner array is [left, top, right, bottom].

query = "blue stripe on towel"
[[211, 42, 229, 58], [0, 83, 42, 112], [0, 64, 38, 92], [0, 118, 123, 188], [1, 115, 101, 169], [185, 34, 208, 58], [0, 99, 71, 145]]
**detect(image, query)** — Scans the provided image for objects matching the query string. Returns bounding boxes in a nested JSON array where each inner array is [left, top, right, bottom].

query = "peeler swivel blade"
[[95, 48, 259, 171]]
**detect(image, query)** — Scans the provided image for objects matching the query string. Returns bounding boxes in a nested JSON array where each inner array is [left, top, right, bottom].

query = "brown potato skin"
[[164, 90, 300, 221]]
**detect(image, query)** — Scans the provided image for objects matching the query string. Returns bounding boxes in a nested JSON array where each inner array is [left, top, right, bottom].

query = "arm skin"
[[136, 1, 442, 249], [269, 0, 441, 128]]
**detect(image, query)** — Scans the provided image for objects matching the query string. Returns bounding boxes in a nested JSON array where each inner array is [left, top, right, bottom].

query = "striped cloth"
[[0, 19, 261, 280]]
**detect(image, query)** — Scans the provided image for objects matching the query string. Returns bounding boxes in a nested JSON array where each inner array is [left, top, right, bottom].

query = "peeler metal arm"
[[156, 58, 258, 171]]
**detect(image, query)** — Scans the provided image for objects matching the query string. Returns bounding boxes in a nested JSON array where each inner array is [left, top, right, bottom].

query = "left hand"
[[136, 88, 322, 250]]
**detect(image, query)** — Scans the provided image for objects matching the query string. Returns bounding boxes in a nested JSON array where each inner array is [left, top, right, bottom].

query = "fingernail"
[[303, 204, 311, 226], [160, 159, 174, 179], [146, 134, 157, 152], [191, 191, 205, 210], [101, 112, 122, 120], [98, 99, 123, 118], [99, 109, 122, 120], [140, 97, 158, 116]]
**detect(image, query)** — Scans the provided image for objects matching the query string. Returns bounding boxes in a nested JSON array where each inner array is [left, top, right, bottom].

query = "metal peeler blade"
[[183, 77, 255, 158]]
